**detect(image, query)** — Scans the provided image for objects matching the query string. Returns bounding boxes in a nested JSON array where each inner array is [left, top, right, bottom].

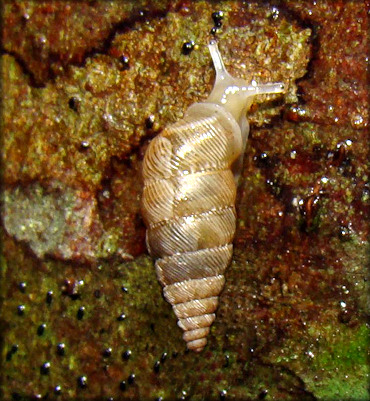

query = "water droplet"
[[339, 225, 351, 241], [306, 350, 315, 358], [321, 176, 329, 184], [102, 189, 110, 199], [351, 114, 365, 128], [341, 285, 349, 295], [270, 6, 280, 20]]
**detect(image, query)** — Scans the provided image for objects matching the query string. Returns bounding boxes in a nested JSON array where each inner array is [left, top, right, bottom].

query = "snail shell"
[[142, 40, 284, 352]]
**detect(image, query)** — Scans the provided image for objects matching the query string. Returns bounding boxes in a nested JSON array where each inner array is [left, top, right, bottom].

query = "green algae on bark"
[[267, 322, 369, 401], [1, 234, 178, 399]]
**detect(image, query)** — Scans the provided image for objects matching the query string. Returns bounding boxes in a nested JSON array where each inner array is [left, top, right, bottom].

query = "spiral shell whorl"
[[158, 246, 232, 352], [142, 111, 238, 352]]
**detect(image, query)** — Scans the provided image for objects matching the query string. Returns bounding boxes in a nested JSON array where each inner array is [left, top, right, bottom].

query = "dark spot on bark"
[[17, 305, 25, 316], [219, 389, 227, 400], [119, 381, 126, 391], [145, 115, 155, 129], [182, 41, 195, 55], [68, 97, 79, 112], [119, 55, 130, 70], [56, 343, 65, 356], [255, 152, 278, 169], [40, 362, 50, 375], [11, 344, 19, 353], [338, 309, 352, 324], [6, 344, 18, 361], [103, 347, 112, 358], [46, 291, 53, 305], [54, 386, 62, 395], [258, 389, 268, 399], [160, 352, 168, 362], [122, 350, 131, 360], [77, 376, 87, 389], [37, 323, 46, 336], [77, 306, 85, 320], [212, 11, 224, 25], [117, 313, 126, 321], [18, 282, 27, 293], [153, 360, 160, 373], [79, 140, 90, 152]]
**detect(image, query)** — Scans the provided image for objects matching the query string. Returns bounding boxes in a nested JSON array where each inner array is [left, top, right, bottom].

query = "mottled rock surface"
[[1, 1, 368, 400]]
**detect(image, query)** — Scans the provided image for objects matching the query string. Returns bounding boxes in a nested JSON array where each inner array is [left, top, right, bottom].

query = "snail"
[[142, 40, 284, 352]]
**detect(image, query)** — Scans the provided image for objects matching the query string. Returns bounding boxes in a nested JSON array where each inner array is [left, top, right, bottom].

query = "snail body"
[[142, 40, 284, 352]]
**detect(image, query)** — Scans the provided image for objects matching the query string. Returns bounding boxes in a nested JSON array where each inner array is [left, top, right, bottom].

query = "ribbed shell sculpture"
[[142, 40, 284, 352]]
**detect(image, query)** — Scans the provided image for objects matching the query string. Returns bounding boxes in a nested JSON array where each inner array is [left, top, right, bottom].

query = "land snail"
[[142, 39, 284, 352]]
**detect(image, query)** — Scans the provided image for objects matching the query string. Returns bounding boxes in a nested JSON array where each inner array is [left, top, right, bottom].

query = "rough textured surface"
[[1, 1, 368, 400], [2, 0, 172, 85], [2, 0, 309, 262]]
